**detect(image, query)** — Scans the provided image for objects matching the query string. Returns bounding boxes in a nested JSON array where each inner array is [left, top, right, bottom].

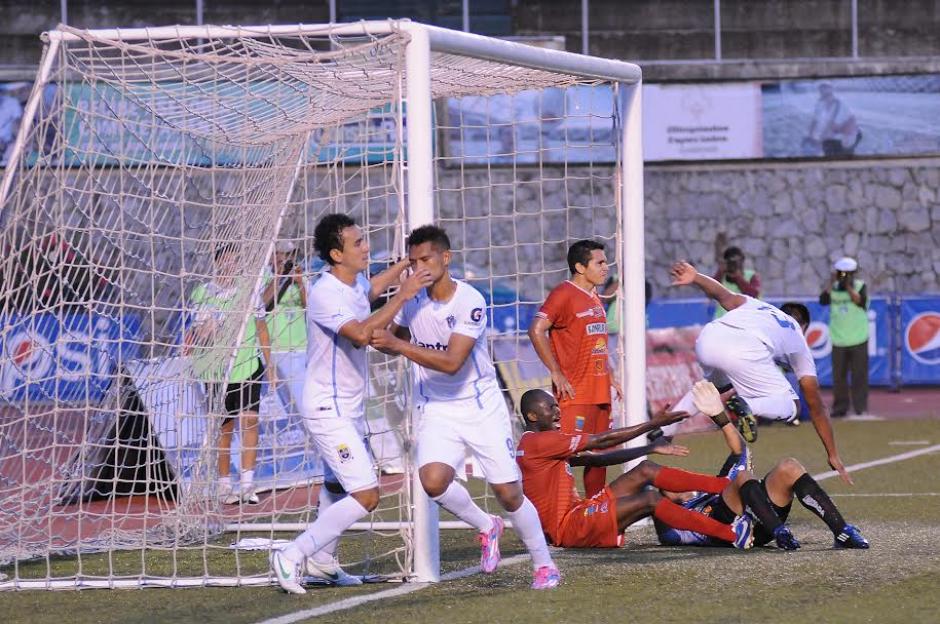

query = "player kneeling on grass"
[[515, 389, 756, 550], [370, 225, 561, 590], [655, 381, 869, 550]]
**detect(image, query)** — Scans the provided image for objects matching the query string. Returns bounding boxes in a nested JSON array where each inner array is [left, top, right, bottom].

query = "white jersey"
[[394, 279, 498, 405], [303, 270, 371, 417], [716, 296, 817, 378]]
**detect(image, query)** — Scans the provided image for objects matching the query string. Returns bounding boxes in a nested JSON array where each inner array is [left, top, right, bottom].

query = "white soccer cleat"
[[271, 549, 306, 595], [218, 483, 240, 505], [305, 556, 363, 586]]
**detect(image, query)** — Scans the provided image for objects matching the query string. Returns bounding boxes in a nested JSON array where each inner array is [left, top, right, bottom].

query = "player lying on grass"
[[669, 260, 853, 485], [655, 381, 869, 550], [516, 389, 756, 550]]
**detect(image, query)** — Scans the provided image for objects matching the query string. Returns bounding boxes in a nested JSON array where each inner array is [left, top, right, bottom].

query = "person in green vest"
[[186, 242, 276, 505], [819, 256, 869, 417], [712, 246, 761, 319]]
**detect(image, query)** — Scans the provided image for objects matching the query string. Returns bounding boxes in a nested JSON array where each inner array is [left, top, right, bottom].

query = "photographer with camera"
[[713, 245, 761, 319], [820, 257, 869, 417]]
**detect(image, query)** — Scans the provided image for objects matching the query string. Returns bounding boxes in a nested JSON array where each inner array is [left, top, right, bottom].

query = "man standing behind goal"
[[271, 214, 432, 594], [370, 225, 561, 590], [528, 240, 621, 498]]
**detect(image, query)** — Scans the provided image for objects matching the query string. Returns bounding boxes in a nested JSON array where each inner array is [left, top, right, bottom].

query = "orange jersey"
[[536, 281, 611, 406], [515, 430, 589, 545]]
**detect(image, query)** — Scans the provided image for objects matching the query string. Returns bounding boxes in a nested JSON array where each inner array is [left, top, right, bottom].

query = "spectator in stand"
[[820, 257, 870, 417], [713, 246, 761, 319]]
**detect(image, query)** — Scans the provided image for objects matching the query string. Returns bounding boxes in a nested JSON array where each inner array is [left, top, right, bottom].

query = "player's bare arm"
[[800, 375, 854, 485], [255, 317, 277, 388], [580, 408, 688, 452], [570, 440, 689, 467], [370, 328, 475, 375], [368, 257, 412, 302], [670, 261, 745, 312], [527, 316, 575, 400], [338, 268, 433, 347]]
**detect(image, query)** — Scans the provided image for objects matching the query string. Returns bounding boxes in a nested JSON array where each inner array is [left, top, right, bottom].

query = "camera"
[[836, 270, 848, 282]]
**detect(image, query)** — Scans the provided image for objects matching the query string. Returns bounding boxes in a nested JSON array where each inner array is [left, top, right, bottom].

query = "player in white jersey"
[[272, 214, 433, 594], [669, 261, 852, 485], [370, 225, 560, 590]]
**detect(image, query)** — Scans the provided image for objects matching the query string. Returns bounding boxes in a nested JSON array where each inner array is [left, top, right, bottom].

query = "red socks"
[[653, 498, 735, 542], [653, 466, 729, 494]]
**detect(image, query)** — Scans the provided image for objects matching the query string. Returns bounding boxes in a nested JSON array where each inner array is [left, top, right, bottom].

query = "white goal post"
[[0, 20, 644, 589]]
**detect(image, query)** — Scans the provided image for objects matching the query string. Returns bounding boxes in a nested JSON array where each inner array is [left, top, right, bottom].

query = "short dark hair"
[[520, 388, 553, 419], [214, 242, 238, 263], [723, 246, 744, 260], [567, 240, 605, 274], [407, 225, 451, 251], [781, 302, 811, 327], [314, 213, 356, 265]]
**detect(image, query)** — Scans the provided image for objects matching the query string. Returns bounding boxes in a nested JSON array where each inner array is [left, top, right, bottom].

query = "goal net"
[[0, 21, 642, 589]]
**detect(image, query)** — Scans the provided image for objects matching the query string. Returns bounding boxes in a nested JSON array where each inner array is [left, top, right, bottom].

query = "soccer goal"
[[0, 20, 644, 590]]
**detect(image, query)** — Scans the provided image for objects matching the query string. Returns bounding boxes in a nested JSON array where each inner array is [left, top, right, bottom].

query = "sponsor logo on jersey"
[[470, 307, 484, 323], [568, 435, 582, 451], [905, 311, 940, 365], [586, 322, 607, 335], [574, 415, 585, 431], [337, 444, 352, 463], [446, 314, 456, 329], [414, 340, 448, 351], [590, 338, 608, 355], [575, 306, 605, 319], [805, 321, 832, 359]]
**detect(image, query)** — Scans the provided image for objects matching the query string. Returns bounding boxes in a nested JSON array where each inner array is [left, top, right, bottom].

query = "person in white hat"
[[820, 256, 870, 417]]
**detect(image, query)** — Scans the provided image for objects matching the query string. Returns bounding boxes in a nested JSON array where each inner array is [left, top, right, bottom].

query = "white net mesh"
[[0, 22, 627, 589]]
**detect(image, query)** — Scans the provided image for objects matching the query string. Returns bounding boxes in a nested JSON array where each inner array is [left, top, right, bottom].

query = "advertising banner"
[[899, 296, 940, 385], [643, 82, 763, 161], [0, 312, 141, 402]]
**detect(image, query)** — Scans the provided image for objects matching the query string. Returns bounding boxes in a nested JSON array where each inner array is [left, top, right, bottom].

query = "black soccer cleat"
[[725, 396, 758, 443]]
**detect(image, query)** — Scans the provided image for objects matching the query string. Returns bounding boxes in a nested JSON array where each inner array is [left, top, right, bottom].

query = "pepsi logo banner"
[[0, 312, 141, 402], [901, 298, 940, 383]]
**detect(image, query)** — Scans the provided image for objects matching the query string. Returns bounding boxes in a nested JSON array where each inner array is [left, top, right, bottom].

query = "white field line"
[[830, 492, 940, 497], [257, 443, 940, 624], [812, 443, 940, 481], [254, 554, 531, 624]]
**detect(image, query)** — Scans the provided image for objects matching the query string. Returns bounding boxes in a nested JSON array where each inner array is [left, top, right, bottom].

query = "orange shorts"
[[559, 403, 611, 435], [556, 486, 623, 548]]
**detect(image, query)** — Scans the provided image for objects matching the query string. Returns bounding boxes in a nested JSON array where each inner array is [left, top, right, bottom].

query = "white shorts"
[[696, 322, 798, 406], [415, 385, 520, 485], [303, 413, 377, 493]]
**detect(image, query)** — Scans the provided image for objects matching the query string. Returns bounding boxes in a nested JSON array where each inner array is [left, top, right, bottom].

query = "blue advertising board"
[[899, 296, 940, 385], [0, 312, 141, 402]]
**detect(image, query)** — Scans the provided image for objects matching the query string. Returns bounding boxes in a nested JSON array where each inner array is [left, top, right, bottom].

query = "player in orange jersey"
[[516, 389, 756, 550], [528, 240, 621, 497]]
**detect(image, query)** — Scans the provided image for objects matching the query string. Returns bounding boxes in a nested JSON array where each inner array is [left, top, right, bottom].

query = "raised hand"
[[669, 261, 697, 287]]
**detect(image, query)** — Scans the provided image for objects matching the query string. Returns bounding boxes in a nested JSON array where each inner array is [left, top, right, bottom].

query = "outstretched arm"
[[670, 261, 746, 312], [579, 408, 688, 453], [800, 375, 853, 485], [570, 440, 689, 467]]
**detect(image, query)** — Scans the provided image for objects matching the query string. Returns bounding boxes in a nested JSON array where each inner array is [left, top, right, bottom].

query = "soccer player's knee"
[[775, 457, 805, 480], [241, 412, 259, 429], [492, 482, 524, 511], [644, 489, 663, 511], [420, 475, 449, 498], [352, 487, 380, 511], [637, 460, 659, 482]]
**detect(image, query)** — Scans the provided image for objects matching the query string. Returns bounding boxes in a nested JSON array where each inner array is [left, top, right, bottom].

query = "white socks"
[[506, 497, 554, 569], [310, 485, 345, 564], [282, 494, 369, 564], [240, 469, 254, 491], [431, 481, 494, 533]]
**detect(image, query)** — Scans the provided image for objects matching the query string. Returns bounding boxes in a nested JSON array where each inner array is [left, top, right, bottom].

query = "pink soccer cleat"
[[478, 515, 505, 574], [531, 565, 561, 590]]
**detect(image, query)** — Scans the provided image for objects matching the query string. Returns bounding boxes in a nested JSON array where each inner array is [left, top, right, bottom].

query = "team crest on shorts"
[[337, 444, 353, 463], [446, 314, 456, 329], [574, 415, 585, 431]]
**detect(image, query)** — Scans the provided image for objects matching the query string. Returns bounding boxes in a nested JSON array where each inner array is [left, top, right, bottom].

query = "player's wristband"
[[709, 411, 730, 427]]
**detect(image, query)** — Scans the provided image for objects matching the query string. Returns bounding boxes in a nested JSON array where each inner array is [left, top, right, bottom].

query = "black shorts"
[[709, 479, 793, 547], [220, 361, 264, 423]]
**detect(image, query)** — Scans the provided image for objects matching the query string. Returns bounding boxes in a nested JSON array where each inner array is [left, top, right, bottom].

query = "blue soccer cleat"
[[731, 514, 755, 550], [773, 525, 801, 551], [834, 524, 870, 549], [726, 396, 758, 444]]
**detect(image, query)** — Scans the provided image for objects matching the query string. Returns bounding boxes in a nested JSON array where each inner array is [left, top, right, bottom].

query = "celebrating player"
[[669, 261, 853, 485], [370, 225, 561, 590], [516, 388, 756, 550], [527, 240, 621, 497], [271, 214, 433, 595], [656, 381, 869, 550]]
